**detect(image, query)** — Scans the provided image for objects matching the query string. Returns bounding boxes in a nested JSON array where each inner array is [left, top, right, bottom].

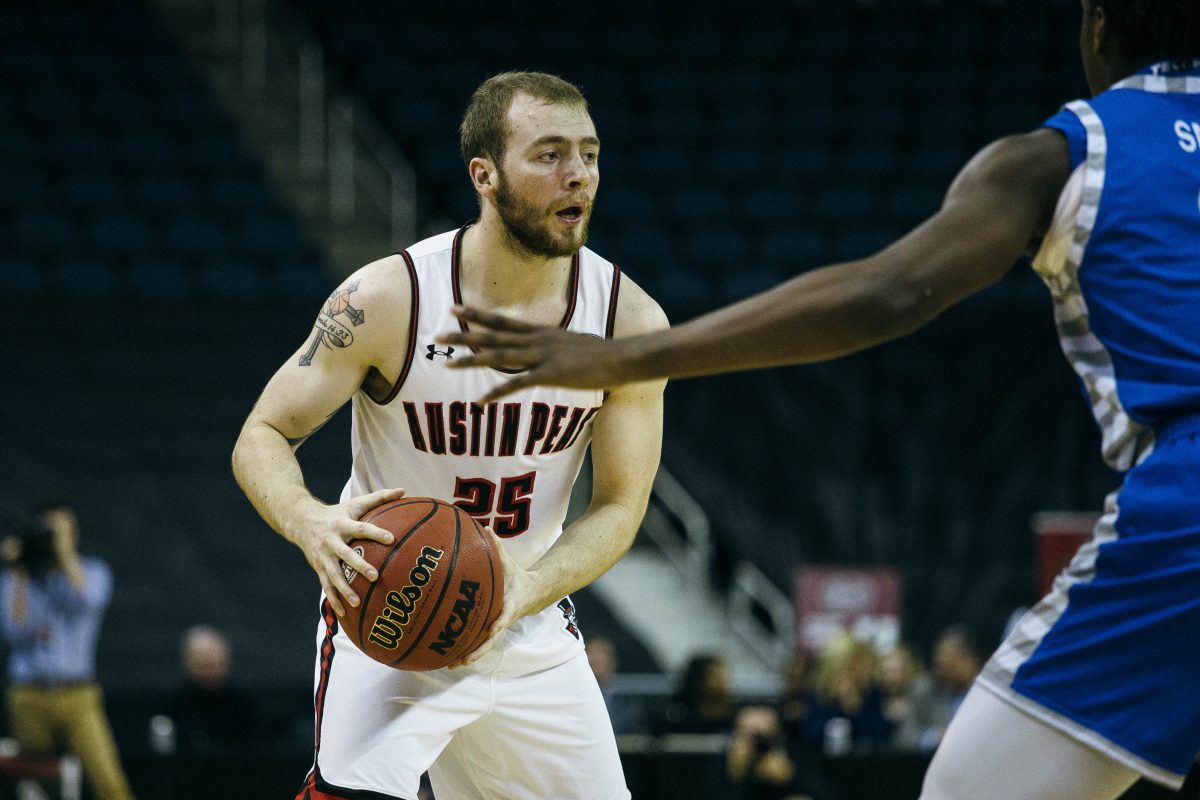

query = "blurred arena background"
[[1, 0, 1196, 797]]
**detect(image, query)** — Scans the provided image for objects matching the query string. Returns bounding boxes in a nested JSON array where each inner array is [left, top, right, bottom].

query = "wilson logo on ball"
[[428, 579, 480, 656], [367, 546, 444, 649]]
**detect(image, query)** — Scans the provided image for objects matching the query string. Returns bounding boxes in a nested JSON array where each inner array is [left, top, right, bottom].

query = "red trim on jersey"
[[450, 224, 581, 375], [560, 252, 581, 329], [450, 226, 465, 310], [604, 264, 621, 339], [376, 251, 420, 405]]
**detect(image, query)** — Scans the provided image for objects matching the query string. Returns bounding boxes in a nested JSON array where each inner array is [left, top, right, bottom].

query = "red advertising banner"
[[793, 566, 902, 654], [1032, 511, 1098, 598]]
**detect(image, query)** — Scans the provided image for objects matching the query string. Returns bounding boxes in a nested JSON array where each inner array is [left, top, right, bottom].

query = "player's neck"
[[459, 219, 576, 319]]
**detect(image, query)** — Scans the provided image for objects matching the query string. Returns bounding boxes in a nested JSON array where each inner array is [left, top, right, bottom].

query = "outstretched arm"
[[232, 259, 412, 616], [440, 129, 1071, 399]]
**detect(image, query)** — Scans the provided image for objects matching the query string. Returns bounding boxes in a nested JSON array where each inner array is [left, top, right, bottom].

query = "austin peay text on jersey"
[[401, 400, 602, 458]]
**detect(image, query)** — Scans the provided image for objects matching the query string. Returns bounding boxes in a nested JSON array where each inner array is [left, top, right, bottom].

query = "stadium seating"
[[0, 0, 325, 301], [293, 0, 1084, 318], [0, 5, 1127, 766]]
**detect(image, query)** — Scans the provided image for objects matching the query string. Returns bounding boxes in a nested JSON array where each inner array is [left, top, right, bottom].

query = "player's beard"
[[494, 172, 591, 259]]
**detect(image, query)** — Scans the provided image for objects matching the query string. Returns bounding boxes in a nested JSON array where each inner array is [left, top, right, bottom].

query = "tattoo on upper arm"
[[299, 280, 366, 366]]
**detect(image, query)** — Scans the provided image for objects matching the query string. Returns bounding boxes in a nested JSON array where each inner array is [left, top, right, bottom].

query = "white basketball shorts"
[[295, 596, 630, 800]]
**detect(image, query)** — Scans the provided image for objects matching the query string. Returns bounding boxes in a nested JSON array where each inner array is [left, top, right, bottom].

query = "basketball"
[[340, 497, 504, 671]]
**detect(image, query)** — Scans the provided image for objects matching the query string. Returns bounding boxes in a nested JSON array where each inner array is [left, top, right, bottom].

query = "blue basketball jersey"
[[1037, 61, 1200, 469], [981, 62, 1200, 789]]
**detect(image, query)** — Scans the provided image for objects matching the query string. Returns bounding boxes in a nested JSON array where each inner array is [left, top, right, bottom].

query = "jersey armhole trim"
[[560, 253, 581, 330], [375, 250, 420, 406], [604, 264, 621, 339]]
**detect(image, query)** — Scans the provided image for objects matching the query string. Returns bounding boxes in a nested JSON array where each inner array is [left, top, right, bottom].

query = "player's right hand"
[[291, 487, 406, 617]]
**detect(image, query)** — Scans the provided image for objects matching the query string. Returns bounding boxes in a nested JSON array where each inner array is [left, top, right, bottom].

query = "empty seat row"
[[8, 255, 329, 301], [2, 1, 331, 301], [294, 0, 1083, 316]]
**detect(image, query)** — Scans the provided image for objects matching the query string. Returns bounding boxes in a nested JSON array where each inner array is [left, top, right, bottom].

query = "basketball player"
[[232, 71, 666, 800], [438, 3, 1200, 799]]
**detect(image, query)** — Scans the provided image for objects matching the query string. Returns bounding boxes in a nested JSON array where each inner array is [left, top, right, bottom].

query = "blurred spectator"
[[585, 636, 650, 735], [892, 625, 985, 752], [878, 642, 921, 738], [726, 704, 836, 800], [658, 653, 736, 734], [802, 633, 891, 753], [0, 502, 134, 800], [777, 649, 815, 733], [165, 625, 260, 754]]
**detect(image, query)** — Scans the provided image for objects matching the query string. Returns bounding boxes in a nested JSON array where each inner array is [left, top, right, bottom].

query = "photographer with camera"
[[727, 704, 835, 800], [0, 502, 133, 800]]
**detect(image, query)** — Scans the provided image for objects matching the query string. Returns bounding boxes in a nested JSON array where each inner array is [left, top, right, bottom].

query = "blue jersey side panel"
[[1063, 83, 1200, 425]]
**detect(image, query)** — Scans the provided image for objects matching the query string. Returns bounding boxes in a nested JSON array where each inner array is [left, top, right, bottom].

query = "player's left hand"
[[435, 306, 635, 401], [448, 528, 540, 669]]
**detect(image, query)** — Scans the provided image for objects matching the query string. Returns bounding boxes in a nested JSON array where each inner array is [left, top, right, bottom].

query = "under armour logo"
[[426, 344, 455, 360]]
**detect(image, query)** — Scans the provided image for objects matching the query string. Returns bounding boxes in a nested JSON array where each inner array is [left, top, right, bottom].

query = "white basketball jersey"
[[340, 226, 621, 570]]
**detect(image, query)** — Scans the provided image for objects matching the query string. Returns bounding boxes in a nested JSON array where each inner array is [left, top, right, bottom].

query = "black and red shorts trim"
[[296, 770, 410, 800], [294, 600, 411, 800]]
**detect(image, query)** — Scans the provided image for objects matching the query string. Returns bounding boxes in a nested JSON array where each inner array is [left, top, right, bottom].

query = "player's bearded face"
[[494, 165, 592, 258]]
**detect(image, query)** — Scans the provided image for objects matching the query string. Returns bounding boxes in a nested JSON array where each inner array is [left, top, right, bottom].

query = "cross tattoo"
[[299, 280, 366, 366]]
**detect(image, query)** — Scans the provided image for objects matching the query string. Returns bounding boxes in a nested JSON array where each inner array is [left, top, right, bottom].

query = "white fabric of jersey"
[[340, 227, 618, 571]]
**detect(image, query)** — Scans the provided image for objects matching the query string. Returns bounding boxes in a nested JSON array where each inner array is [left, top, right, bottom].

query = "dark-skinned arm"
[[439, 129, 1071, 400]]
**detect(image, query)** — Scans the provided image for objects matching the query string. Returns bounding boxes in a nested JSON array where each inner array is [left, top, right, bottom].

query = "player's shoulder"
[[404, 228, 459, 262], [304, 254, 418, 366], [329, 254, 412, 309], [980, 127, 1070, 173], [612, 270, 669, 338], [344, 229, 458, 293], [335, 229, 456, 300], [955, 127, 1071, 203], [575, 246, 668, 336], [308, 230, 465, 325]]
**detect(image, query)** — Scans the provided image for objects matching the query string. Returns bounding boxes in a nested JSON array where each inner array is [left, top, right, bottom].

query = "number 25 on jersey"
[[453, 472, 537, 536]]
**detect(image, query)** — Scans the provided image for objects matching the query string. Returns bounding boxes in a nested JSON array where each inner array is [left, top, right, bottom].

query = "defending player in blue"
[[439, 2, 1200, 798]]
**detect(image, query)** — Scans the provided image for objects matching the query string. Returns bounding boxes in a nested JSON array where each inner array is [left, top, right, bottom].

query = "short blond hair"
[[459, 71, 588, 167]]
